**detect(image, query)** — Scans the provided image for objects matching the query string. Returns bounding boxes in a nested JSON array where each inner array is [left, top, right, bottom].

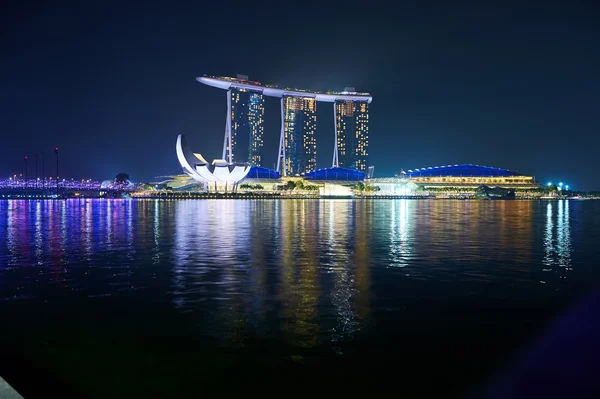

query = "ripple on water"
[[0, 199, 598, 381]]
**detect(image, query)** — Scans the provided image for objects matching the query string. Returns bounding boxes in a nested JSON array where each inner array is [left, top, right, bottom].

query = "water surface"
[[1, 199, 599, 397]]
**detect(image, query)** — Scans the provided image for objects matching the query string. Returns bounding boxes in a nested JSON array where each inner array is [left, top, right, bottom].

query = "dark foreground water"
[[1, 199, 600, 398]]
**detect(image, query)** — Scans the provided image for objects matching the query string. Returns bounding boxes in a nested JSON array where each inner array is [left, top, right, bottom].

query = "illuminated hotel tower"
[[280, 96, 317, 176], [333, 95, 369, 171], [197, 76, 372, 174], [224, 87, 265, 165]]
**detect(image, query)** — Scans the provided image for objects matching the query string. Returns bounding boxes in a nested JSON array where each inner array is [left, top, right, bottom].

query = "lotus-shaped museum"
[[176, 134, 251, 192]]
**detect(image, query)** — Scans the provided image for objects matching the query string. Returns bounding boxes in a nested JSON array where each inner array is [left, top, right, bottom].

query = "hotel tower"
[[197, 75, 372, 175]]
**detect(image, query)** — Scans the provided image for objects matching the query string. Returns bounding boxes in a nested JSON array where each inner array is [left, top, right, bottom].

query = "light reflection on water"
[[0, 199, 598, 355], [277, 200, 320, 348], [543, 200, 572, 271], [389, 199, 412, 268]]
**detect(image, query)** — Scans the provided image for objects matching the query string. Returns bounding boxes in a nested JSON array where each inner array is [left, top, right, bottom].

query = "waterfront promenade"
[[1, 178, 596, 200], [2, 187, 596, 200]]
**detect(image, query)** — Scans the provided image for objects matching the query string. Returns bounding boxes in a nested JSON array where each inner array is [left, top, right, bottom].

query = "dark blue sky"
[[2, 1, 599, 189]]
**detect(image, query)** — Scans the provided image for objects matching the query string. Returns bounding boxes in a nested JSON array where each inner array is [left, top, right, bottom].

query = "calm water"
[[1, 199, 600, 397]]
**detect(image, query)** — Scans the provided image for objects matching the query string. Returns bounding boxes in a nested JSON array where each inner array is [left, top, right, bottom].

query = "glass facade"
[[336, 100, 369, 171], [230, 88, 265, 165], [283, 96, 317, 175]]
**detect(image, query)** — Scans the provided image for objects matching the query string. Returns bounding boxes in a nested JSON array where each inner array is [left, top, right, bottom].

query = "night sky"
[[2, 1, 599, 189]]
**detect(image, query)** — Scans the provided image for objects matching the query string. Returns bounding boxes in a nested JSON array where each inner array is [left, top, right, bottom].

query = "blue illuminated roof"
[[246, 166, 280, 179], [406, 164, 521, 178], [305, 167, 365, 181]]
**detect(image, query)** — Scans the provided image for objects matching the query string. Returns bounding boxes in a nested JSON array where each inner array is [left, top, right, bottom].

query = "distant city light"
[[559, 182, 563, 187], [566, 185, 569, 190], [547, 182, 552, 186]]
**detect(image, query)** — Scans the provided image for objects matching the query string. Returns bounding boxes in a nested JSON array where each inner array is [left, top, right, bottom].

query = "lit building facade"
[[283, 96, 317, 176], [404, 164, 536, 185], [197, 75, 372, 176], [370, 164, 540, 196], [175, 134, 251, 193], [229, 88, 265, 165], [335, 100, 369, 171]]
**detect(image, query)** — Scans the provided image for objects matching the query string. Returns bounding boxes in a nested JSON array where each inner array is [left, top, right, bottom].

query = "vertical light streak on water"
[[273, 199, 280, 244], [399, 200, 411, 261], [12, 202, 29, 267], [152, 200, 160, 265], [83, 201, 93, 260], [328, 200, 335, 248], [329, 201, 358, 354], [564, 200, 571, 269], [223, 200, 252, 348], [557, 200, 572, 270], [354, 202, 371, 321], [557, 200, 563, 259], [307, 201, 321, 341], [543, 202, 553, 267], [47, 201, 55, 263], [278, 200, 298, 344], [47, 200, 66, 286], [105, 199, 112, 250], [171, 200, 191, 310], [293, 200, 320, 348], [60, 201, 67, 255], [0, 203, 5, 269], [125, 200, 134, 262], [35, 201, 43, 265], [6, 201, 16, 268], [248, 201, 269, 334], [0, 203, 6, 295], [389, 199, 412, 268], [557, 200, 564, 269]]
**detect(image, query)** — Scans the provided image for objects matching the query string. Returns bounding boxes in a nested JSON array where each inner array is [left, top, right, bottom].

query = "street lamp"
[[55, 147, 59, 188], [41, 151, 45, 188], [547, 182, 552, 186], [24, 156, 28, 189], [566, 185, 569, 190]]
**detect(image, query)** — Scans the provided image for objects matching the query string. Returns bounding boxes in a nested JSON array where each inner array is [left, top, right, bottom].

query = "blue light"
[[547, 182, 552, 186], [559, 182, 563, 186]]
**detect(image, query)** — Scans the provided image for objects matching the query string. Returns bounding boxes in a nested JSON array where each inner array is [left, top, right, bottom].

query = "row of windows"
[[227, 91, 368, 171]]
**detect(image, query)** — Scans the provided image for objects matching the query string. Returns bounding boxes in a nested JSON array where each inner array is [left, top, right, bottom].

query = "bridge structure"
[[0, 179, 136, 198]]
